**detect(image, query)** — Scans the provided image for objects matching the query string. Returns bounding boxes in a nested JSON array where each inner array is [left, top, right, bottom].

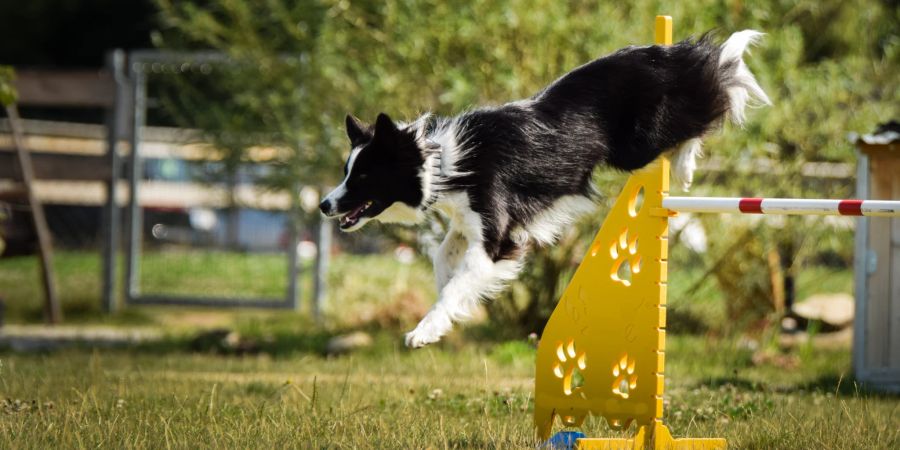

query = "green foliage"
[[0, 65, 16, 106], [154, 0, 338, 187], [155, 0, 898, 164], [154, 0, 899, 333]]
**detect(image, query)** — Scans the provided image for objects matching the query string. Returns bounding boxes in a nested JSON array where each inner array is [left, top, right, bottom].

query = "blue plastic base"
[[541, 431, 586, 450]]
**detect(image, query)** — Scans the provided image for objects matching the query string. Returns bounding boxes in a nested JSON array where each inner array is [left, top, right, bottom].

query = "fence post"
[[124, 61, 146, 301], [286, 197, 302, 312], [101, 49, 127, 313], [852, 151, 870, 381], [313, 209, 332, 321]]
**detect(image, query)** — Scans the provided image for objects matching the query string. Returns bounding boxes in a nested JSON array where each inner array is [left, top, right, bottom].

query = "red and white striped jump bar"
[[662, 197, 900, 217]]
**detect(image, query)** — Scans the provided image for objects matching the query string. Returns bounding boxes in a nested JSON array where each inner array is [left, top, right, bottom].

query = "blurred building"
[[852, 121, 900, 392]]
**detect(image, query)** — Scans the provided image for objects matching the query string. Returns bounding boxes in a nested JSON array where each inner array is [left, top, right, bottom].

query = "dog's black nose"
[[319, 199, 331, 215]]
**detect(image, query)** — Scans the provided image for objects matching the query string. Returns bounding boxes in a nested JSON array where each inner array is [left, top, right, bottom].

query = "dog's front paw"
[[404, 311, 452, 348], [404, 329, 441, 348]]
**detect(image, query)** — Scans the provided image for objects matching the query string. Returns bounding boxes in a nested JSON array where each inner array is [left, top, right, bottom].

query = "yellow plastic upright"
[[533, 16, 726, 450]]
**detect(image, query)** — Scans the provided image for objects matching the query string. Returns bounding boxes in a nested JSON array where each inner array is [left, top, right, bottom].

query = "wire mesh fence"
[[122, 50, 314, 310]]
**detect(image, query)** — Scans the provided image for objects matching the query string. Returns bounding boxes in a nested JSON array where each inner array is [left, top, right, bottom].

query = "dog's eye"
[[358, 173, 368, 180]]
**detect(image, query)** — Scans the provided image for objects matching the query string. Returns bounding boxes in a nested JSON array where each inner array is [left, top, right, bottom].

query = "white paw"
[[404, 311, 452, 348], [404, 328, 441, 348]]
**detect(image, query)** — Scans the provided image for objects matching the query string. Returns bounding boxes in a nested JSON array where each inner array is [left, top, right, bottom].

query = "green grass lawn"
[[0, 336, 897, 449], [2, 250, 892, 448]]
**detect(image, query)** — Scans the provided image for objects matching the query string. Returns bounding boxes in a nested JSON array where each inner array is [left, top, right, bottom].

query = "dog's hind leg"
[[406, 243, 522, 348], [669, 137, 703, 191], [433, 230, 467, 292]]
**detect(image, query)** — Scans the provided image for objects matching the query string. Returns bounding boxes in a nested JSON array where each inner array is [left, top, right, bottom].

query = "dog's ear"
[[345, 114, 370, 147], [374, 112, 398, 137]]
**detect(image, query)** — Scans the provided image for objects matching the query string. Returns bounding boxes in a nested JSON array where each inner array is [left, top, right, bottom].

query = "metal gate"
[[114, 50, 316, 311]]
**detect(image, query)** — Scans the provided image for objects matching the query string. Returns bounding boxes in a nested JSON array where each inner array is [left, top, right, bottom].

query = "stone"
[[792, 293, 854, 328], [325, 331, 373, 355]]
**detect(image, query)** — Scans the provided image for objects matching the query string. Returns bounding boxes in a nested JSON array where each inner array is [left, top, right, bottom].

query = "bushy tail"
[[671, 30, 770, 190], [719, 30, 771, 125]]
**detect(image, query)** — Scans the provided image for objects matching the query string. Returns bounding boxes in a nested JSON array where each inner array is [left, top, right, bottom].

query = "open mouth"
[[339, 201, 374, 229]]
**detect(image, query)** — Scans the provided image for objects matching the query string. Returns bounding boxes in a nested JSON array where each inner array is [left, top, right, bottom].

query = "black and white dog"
[[320, 31, 770, 348]]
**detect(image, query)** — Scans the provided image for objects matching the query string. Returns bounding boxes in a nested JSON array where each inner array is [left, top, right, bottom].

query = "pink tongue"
[[348, 203, 367, 219]]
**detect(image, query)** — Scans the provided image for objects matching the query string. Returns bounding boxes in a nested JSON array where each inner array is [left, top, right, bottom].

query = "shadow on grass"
[[691, 376, 769, 392], [461, 310, 709, 346], [134, 328, 341, 357], [798, 373, 900, 398], [690, 373, 899, 399], [666, 308, 710, 335], [12, 298, 156, 326], [128, 318, 412, 358]]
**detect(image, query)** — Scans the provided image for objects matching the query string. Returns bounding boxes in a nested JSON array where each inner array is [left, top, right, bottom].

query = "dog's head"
[[319, 113, 428, 231]]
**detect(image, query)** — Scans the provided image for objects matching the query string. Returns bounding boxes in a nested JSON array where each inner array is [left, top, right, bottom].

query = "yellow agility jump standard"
[[535, 17, 722, 449], [533, 15, 900, 450]]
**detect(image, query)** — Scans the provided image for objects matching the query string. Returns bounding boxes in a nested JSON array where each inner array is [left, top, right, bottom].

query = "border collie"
[[320, 31, 770, 348]]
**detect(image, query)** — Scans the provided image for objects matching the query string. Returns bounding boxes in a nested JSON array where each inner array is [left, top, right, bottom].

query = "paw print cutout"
[[611, 354, 637, 399], [609, 228, 641, 286], [552, 339, 587, 397]]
